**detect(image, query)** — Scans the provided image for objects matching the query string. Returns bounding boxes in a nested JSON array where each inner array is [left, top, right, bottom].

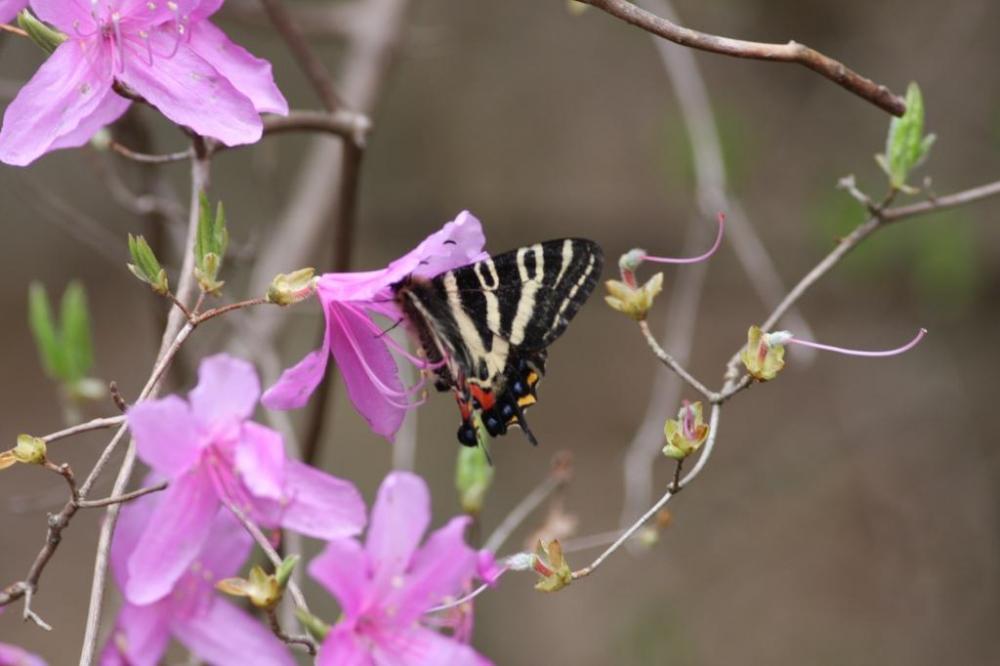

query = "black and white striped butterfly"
[[392, 239, 603, 447]]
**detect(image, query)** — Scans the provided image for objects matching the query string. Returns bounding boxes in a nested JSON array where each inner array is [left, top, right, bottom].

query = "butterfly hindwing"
[[393, 238, 603, 446]]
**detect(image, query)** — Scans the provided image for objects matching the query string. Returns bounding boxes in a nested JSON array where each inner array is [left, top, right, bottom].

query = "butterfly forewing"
[[441, 239, 603, 350]]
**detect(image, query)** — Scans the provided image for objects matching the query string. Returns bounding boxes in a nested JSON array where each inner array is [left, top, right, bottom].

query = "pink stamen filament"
[[786, 328, 927, 358], [642, 213, 725, 265], [346, 303, 446, 370], [330, 305, 429, 409]]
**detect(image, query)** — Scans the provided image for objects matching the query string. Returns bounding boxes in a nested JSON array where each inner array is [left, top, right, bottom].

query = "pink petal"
[[99, 603, 171, 666], [191, 0, 224, 21], [188, 508, 253, 583], [47, 90, 131, 152], [309, 538, 370, 618], [0, 0, 26, 24], [128, 395, 203, 478], [317, 625, 375, 666], [171, 598, 295, 666], [30, 0, 92, 32], [110, 490, 158, 589], [316, 212, 487, 302], [328, 302, 407, 440], [187, 21, 288, 115], [234, 421, 286, 501], [366, 472, 429, 584], [0, 642, 47, 666], [278, 460, 366, 540], [118, 30, 263, 146], [126, 469, 219, 604], [0, 40, 114, 166], [390, 516, 477, 625], [188, 354, 261, 430], [261, 335, 331, 410], [374, 626, 492, 666]]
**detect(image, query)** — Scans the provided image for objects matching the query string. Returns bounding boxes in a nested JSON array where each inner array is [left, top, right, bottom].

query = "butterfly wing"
[[394, 239, 603, 446]]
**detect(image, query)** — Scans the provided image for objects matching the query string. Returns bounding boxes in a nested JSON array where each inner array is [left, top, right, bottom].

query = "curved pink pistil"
[[642, 213, 725, 265], [786, 327, 927, 357]]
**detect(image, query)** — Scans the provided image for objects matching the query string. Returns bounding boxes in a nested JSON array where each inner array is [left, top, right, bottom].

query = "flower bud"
[[663, 401, 709, 460], [533, 539, 573, 593], [1, 434, 47, 469], [266, 268, 317, 306], [604, 272, 663, 321], [18, 10, 67, 54], [739, 325, 786, 381], [216, 565, 281, 609]]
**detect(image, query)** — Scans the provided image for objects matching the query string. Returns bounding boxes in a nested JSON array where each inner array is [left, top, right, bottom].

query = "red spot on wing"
[[469, 384, 495, 410]]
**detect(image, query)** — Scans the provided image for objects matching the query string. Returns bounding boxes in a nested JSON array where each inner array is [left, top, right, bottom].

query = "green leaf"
[[60, 281, 93, 382], [127, 234, 168, 293], [194, 193, 228, 293], [28, 282, 67, 380], [878, 82, 935, 190]]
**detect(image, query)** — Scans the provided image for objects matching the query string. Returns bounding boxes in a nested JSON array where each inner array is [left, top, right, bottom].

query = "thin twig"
[[258, 0, 343, 112], [484, 475, 564, 554], [193, 297, 270, 324], [78, 139, 212, 666], [77, 482, 168, 509], [881, 178, 1000, 222], [41, 416, 125, 444], [577, 0, 905, 116], [221, 501, 311, 614], [265, 608, 317, 656], [109, 140, 192, 164], [637, 320, 715, 401], [0, 23, 28, 38]]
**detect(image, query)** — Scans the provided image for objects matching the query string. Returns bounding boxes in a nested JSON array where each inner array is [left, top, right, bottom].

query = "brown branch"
[[108, 111, 371, 164], [258, 0, 343, 112], [76, 482, 168, 509], [882, 179, 1000, 223], [0, 23, 28, 38], [577, 0, 905, 116], [637, 319, 715, 401], [110, 140, 192, 164], [265, 608, 317, 656]]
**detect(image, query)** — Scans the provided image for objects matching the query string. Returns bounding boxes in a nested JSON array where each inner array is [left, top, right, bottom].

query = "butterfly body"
[[392, 238, 603, 446]]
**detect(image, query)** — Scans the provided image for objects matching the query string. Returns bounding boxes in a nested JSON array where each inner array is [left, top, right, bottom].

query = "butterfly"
[[392, 239, 603, 447]]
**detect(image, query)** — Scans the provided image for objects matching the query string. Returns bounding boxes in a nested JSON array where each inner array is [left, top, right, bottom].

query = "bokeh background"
[[2, 0, 999, 663]]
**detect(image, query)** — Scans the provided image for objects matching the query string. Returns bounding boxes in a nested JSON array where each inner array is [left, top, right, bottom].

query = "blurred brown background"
[[2, 0, 999, 663]]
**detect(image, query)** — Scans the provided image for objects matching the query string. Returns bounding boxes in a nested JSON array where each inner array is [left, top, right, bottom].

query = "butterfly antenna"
[[375, 317, 405, 338]]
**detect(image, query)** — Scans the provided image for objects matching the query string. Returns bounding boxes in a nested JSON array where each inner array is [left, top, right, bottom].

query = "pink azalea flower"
[[262, 211, 487, 441], [100, 488, 293, 666], [0, 643, 46, 666], [0, 608, 46, 665], [308, 471, 492, 665], [0, 0, 288, 166], [0, 1, 27, 24], [126, 354, 365, 605]]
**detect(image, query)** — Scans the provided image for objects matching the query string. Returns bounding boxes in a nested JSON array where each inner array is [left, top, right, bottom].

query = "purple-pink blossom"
[[100, 488, 293, 666], [0, 643, 46, 666], [263, 211, 487, 441], [0, 0, 288, 166], [308, 471, 492, 665], [126, 354, 365, 605], [0, 1, 26, 24]]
